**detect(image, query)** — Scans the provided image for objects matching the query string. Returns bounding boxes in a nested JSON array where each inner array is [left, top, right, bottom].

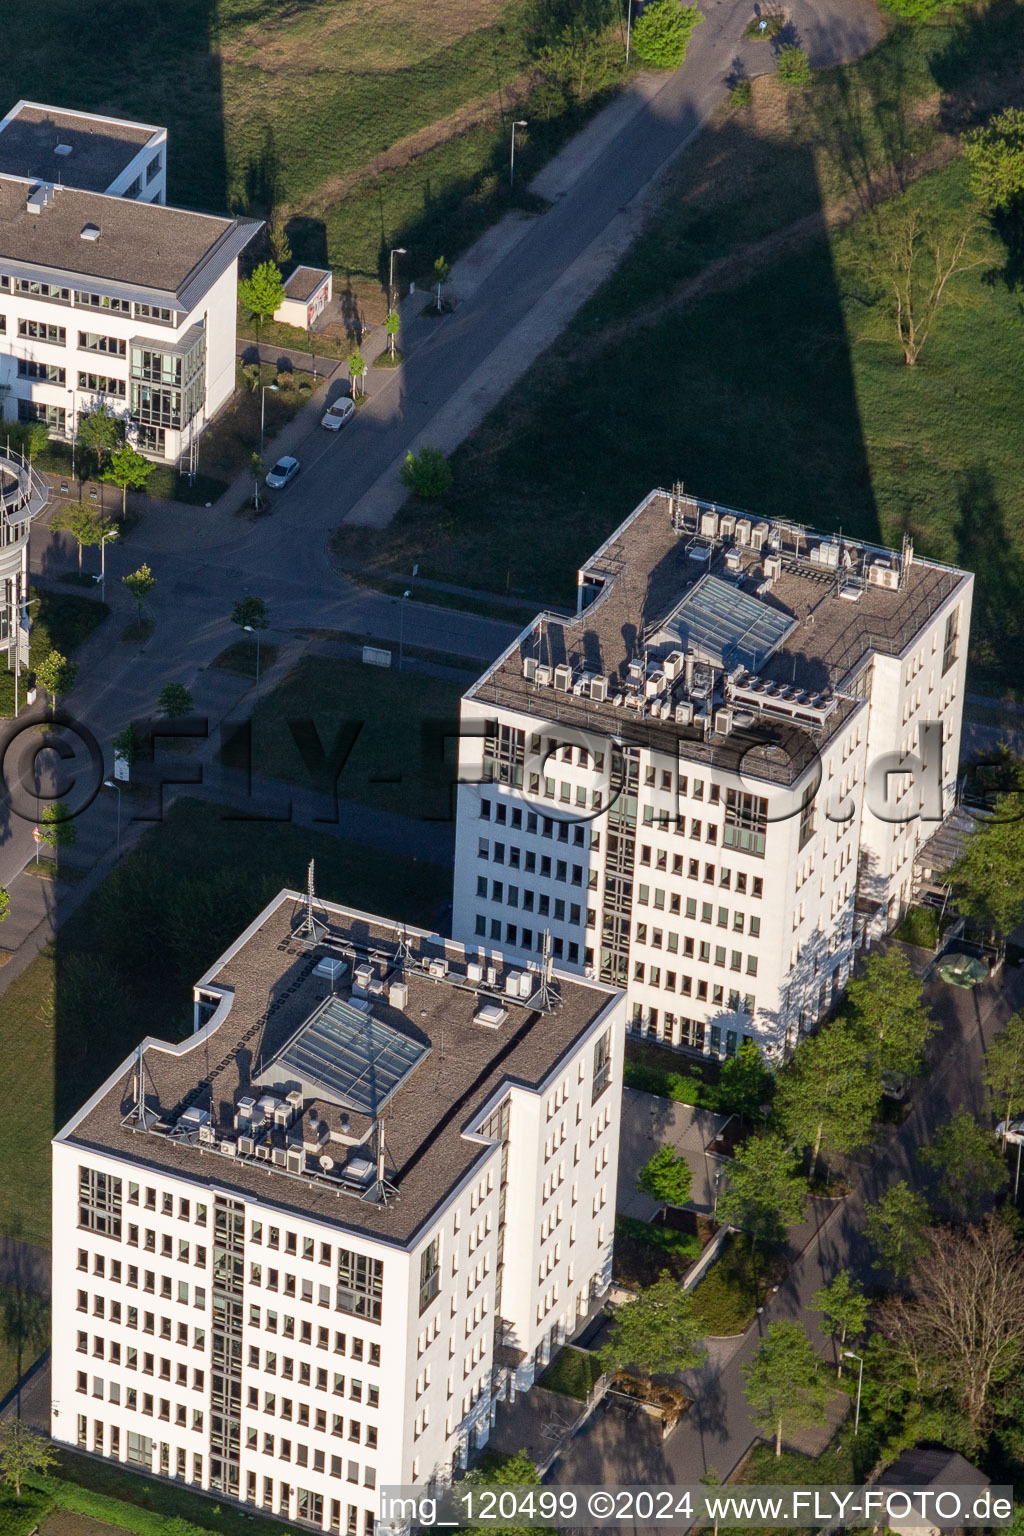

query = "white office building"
[[0, 100, 259, 466], [451, 487, 973, 1060], [52, 889, 625, 1530]]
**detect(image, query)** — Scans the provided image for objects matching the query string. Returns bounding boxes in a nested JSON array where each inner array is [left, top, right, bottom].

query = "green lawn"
[[538, 1344, 604, 1400], [0, 1285, 49, 1400], [0, 799, 449, 1247], [332, 3, 1024, 692], [245, 655, 465, 819], [690, 1232, 778, 1336]]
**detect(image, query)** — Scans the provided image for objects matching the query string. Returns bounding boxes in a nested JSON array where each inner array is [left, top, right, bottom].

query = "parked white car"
[[321, 396, 355, 431], [265, 455, 300, 489]]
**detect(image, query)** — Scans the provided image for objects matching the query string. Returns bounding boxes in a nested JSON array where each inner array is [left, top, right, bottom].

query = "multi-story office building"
[[451, 487, 972, 1059], [0, 100, 258, 465], [52, 888, 625, 1530]]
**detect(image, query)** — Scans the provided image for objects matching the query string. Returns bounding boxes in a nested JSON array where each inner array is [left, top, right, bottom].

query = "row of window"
[[636, 906, 761, 944], [78, 1288, 205, 1320], [76, 1333, 204, 1390], [476, 844, 585, 883], [74, 1420, 202, 1486], [472, 916, 580, 963], [476, 879, 583, 921], [628, 1010, 753, 1056], [246, 1474, 374, 1535], [1, 276, 174, 321], [247, 1390, 377, 1445], [75, 1371, 204, 1430]]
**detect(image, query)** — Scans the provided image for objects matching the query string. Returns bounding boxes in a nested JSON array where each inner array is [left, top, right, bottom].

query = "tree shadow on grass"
[[952, 464, 1024, 682]]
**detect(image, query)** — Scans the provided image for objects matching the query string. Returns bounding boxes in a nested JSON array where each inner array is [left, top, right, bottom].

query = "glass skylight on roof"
[[260, 996, 428, 1116], [652, 574, 796, 672]]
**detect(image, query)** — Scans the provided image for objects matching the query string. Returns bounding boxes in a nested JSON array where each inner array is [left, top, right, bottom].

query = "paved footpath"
[[552, 963, 1024, 1512]]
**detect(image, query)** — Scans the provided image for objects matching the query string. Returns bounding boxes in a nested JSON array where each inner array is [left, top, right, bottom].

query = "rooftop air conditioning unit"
[[750, 522, 769, 551], [353, 963, 373, 995], [699, 510, 718, 538], [237, 1135, 255, 1156], [715, 708, 734, 735], [274, 1102, 292, 1128], [388, 979, 408, 1009], [763, 554, 782, 581], [719, 514, 736, 539], [467, 961, 484, 983], [663, 651, 684, 682], [286, 1149, 304, 1173], [724, 548, 742, 572], [485, 966, 498, 987], [286, 1089, 303, 1112], [535, 665, 552, 687], [735, 518, 752, 546], [645, 670, 665, 698], [198, 1123, 217, 1146], [255, 1143, 271, 1161], [523, 656, 538, 681], [427, 957, 448, 978], [868, 562, 899, 590], [272, 1147, 288, 1167], [505, 971, 523, 996], [220, 1139, 237, 1158], [675, 700, 694, 725], [519, 971, 533, 998], [589, 675, 608, 703], [553, 664, 572, 692]]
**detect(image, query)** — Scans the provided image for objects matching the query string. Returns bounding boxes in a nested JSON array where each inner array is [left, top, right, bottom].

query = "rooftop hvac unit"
[[368, 977, 385, 996], [699, 510, 719, 538], [628, 660, 645, 682], [650, 699, 663, 719], [198, 1123, 217, 1146], [763, 554, 782, 581], [644, 670, 665, 698], [467, 961, 484, 984], [868, 562, 899, 590], [518, 971, 533, 997], [237, 1135, 255, 1156], [724, 548, 742, 572], [353, 962, 373, 995], [719, 513, 736, 539], [505, 970, 523, 996], [553, 664, 572, 692], [715, 708, 734, 735], [286, 1149, 304, 1173], [675, 701, 694, 725], [286, 1089, 303, 1111], [735, 518, 751, 546], [663, 651, 684, 682], [313, 957, 347, 983], [612, 693, 624, 707], [523, 656, 538, 681], [427, 957, 448, 978], [589, 675, 608, 703], [474, 1003, 508, 1029], [485, 966, 498, 987], [388, 979, 409, 1009], [273, 1103, 292, 1128], [179, 1106, 210, 1133], [750, 522, 769, 551], [255, 1143, 271, 1161], [535, 664, 553, 687], [272, 1147, 288, 1167], [219, 1139, 237, 1157], [731, 710, 756, 730]]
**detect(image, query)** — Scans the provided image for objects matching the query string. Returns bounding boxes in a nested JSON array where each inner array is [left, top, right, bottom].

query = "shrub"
[[400, 446, 453, 499], [616, 1215, 701, 1260], [632, 0, 704, 68], [776, 44, 811, 83], [729, 77, 753, 107], [880, 0, 968, 18]]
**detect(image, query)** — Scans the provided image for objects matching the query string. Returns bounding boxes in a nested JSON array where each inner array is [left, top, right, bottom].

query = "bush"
[[400, 446, 453, 499], [616, 1215, 701, 1260], [776, 44, 811, 83], [880, 0, 968, 18], [632, 0, 704, 67], [729, 77, 753, 107], [893, 905, 940, 950], [623, 1058, 720, 1108]]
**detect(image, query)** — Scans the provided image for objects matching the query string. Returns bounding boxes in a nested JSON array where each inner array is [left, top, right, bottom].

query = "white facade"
[[451, 491, 972, 1060], [51, 894, 625, 1531], [0, 103, 257, 465]]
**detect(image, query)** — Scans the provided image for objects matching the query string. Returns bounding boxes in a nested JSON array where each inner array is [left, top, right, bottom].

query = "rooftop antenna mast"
[[393, 925, 414, 970], [533, 929, 561, 1012], [363, 1119, 399, 1206], [123, 1044, 159, 1132], [295, 858, 328, 944]]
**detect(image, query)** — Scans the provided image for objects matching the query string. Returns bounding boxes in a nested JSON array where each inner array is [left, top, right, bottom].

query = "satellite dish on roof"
[[319, 1154, 335, 1171]]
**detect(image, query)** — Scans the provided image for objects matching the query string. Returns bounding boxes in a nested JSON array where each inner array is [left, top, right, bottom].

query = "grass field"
[[332, 2, 1024, 692], [245, 655, 465, 818], [0, 799, 449, 1246]]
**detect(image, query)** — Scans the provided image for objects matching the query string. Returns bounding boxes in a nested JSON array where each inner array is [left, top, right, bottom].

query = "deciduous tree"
[[102, 441, 154, 516], [386, 309, 401, 359], [846, 947, 936, 1083], [0, 1420, 57, 1497], [433, 255, 450, 313], [631, 0, 703, 67], [964, 107, 1024, 211], [348, 348, 367, 398], [51, 504, 112, 572], [945, 793, 1024, 937], [400, 446, 453, 498], [599, 1272, 704, 1387], [77, 402, 122, 471], [34, 648, 78, 707], [742, 1321, 828, 1456], [811, 1271, 868, 1373], [239, 261, 285, 345], [718, 1037, 772, 1122], [637, 1145, 693, 1208], [854, 201, 983, 366], [159, 683, 194, 720], [774, 1017, 879, 1178], [918, 1107, 1006, 1218], [231, 595, 270, 631], [984, 1011, 1024, 1134], [864, 1180, 931, 1278], [716, 1133, 806, 1249], [39, 801, 77, 850], [122, 563, 157, 627]]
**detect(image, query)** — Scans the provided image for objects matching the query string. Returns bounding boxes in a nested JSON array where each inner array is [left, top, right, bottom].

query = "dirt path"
[[288, 72, 533, 222]]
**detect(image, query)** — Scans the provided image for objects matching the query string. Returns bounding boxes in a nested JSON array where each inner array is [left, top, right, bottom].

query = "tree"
[[35, 648, 78, 707], [964, 107, 1024, 211], [864, 1180, 931, 1279], [20, 421, 49, 463], [0, 887, 9, 923], [122, 563, 156, 627], [112, 721, 146, 770], [102, 441, 154, 516], [238, 260, 285, 345], [348, 347, 367, 398], [716, 1133, 807, 1250], [231, 595, 270, 631], [630, 0, 702, 66], [0, 1420, 57, 1497], [400, 445, 453, 498], [637, 1145, 693, 1208], [159, 683, 194, 720], [51, 504, 114, 572], [918, 1107, 1006, 1218], [811, 1272, 868, 1374], [598, 1272, 705, 1387], [77, 402, 122, 472], [776, 44, 811, 84], [774, 1016, 880, 1178], [463, 1451, 546, 1536], [718, 1038, 772, 1122], [984, 1011, 1024, 1134], [742, 1321, 828, 1457], [854, 201, 983, 367], [433, 255, 450, 313], [268, 211, 292, 267], [386, 308, 401, 359], [875, 1217, 1024, 1448], [945, 793, 1024, 937], [39, 800, 77, 851], [846, 947, 936, 1083]]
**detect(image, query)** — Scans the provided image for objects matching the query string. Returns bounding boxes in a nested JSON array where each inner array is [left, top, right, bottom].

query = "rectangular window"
[[337, 1251, 383, 1323], [418, 1239, 440, 1314], [16, 358, 66, 383], [79, 331, 127, 356], [592, 1029, 612, 1104], [15, 278, 71, 304], [75, 290, 131, 313], [78, 371, 127, 397], [79, 1167, 122, 1237], [723, 790, 768, 857], [18, 399, 65, 432]]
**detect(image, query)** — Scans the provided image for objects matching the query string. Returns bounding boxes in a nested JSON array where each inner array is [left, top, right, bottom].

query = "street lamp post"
[[98, 527, 118, 602], [843, 1350, 864, 1435], [625, 0, 634, 62], [259, 382, 279, 458], [510, 121, 528, 188], [104, 778, 122, 854], [398, 589, 412, 671], [388, 247, 408, 310], [243, 624, 262, 683]]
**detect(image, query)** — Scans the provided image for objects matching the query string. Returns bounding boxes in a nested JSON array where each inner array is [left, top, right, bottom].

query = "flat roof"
[[60, 893, 620, 1247], [282, 265, 331, 300], [0, 178, 256, 301], [0, 102, 159, 193], [470, 491, 970, 786]]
